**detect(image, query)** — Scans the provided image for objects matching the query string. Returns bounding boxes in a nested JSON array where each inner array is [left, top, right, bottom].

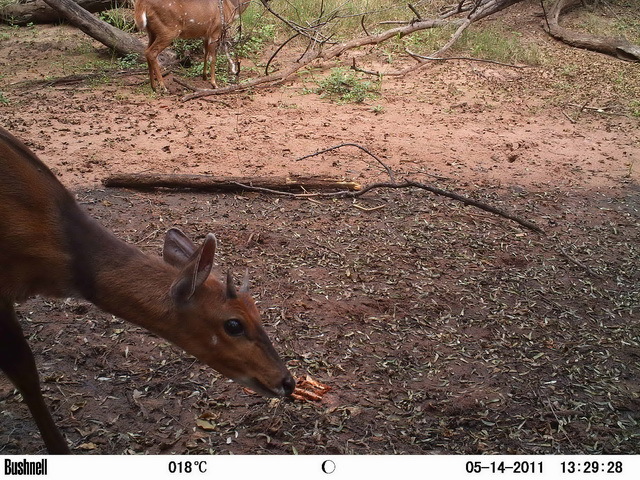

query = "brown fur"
[[134, 0, 252, 91], [0, 126, 293, 453]]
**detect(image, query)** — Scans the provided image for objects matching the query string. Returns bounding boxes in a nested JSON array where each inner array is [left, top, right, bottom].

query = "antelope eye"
[[224, 319, 244, 337]]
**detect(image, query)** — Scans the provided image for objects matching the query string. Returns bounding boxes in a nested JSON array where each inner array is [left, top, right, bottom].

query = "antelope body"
[[134, 0, 251, 92], [0, 126, 294, 454]]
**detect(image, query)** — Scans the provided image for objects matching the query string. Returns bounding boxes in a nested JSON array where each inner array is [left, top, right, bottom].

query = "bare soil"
[[0, 4, 639, 455]]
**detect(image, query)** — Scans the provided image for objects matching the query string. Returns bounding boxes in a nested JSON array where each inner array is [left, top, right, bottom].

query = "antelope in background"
[[134, 0, 253, 92], [0, 126, 295, 454]]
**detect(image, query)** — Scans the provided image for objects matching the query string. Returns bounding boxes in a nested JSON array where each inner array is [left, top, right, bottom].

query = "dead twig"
[[404, 48, 527, 68], [294, 143, 396, 183], [183, 0, 525, 99], [360, 14, 370, 36], [182, 47, 319, 101], [104, 140, 542, 234], [407, 3, 422, 21], [103, 173, 360, 192], [567, 103, 612, 111], [265, 32, 300, 75], [353, 203, 386, 212], [172, 77, 197, 91], [562, 111, 577, 124], [259, 0, 334, 44], [544, 0, 640, 61], [232, 178, 543, 234], [558, 245, 604, 279]]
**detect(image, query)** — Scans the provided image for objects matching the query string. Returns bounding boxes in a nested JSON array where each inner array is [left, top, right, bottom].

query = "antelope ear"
[[163, 228, 197, 267], [170, 233, 216, 302]]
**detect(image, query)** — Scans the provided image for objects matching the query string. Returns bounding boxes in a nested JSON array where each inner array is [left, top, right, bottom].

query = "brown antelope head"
[[162, 228, 294, 397]]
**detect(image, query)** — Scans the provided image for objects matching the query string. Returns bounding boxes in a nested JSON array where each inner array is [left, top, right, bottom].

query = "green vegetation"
[[401, 25, 457, 56], [171, 39, 207, 79], [313, 67, 380, 104], [572, 7, 640, 44], [171, 38, 203, 61], [452, 26, 542, 65], [116, 53, 143, 69], [235, 23, 276, 58], [613, 17, 640, 44], [99, 5, 136, 33], [171, 39, 220, 82], [240, 1, 542, 66], [0, 0, 18, 25], [1, 0, 637, 110], [245, 0, 438, 38]]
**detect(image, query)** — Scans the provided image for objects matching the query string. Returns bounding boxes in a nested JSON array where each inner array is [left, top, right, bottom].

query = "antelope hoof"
[[152, 83, 169, 95]]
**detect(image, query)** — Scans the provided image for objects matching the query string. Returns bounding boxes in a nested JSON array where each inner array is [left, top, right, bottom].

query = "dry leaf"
[[195, 419, 216, 431], [77, 442, 97, 450]]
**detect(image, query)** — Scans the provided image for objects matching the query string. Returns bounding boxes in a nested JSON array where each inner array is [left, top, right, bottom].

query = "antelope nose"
[[282, 374, 296, 396]]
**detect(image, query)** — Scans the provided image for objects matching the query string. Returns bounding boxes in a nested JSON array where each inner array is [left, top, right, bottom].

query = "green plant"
[[235, 23, 276, 58], [99, 5, 136, 33], [0, 0, 18, 24], [0, 91, 9, 105], [454, 26, 541, 65], [81, 59, 112, 72], [261, 0, 415, 39], [314, 67, 380, 104], [117, 53, 143, 69], [172, 38, 203, 62], [613, 18, 640, 44], [87, 73, 111, 86], [184, 60, 205, 79], [180, 54, 233, 85], [403, 25, 457, 54]]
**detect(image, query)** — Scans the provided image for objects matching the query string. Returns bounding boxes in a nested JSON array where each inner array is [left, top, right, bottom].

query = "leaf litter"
[[1, 182, 637, 455]]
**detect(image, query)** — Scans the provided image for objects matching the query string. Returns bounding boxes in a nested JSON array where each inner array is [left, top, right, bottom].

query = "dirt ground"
[[0, 3, 639, 455]]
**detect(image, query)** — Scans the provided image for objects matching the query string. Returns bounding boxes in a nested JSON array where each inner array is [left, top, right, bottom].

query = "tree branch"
[[545, 0, 640, 61]]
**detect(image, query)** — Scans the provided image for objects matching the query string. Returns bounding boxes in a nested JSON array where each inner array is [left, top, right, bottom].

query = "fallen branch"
[[1, 0, 111, 25], [544, 0, 640, 61], [103, 173, 362, 193], [558, 245, 603, 279], [232, 178, 543, 234], [104, 140, 543, 234]]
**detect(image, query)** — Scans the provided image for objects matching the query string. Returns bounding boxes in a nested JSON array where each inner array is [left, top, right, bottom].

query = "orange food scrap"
[[290, 375, 331, 402]]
